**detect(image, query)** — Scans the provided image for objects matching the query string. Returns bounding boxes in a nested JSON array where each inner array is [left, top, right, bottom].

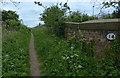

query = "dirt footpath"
[[29, 33, 40, 77]]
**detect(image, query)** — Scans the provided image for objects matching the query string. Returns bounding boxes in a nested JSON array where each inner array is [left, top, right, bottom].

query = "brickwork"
[[65, 19, 120, 54]]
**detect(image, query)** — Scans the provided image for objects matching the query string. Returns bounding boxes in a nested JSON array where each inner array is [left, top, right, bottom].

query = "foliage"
[[2, 10, 31, 31], [82, 14, 98, 22], [0, 10, 2, 21], [2, 10, 31, 76], [65, 11, 98, 22], [101, 11, 120, 19], [18, 24, 31, 32], [66, 35, 95, 57], [5, 20, 20, 30], [41, 5, 65, 37], [102, 14, 113, 19], [65, 11, 82, 22], [35, 2, 70, 37], [102, 0, 120, 18], [40, 5, 64, 27], [33, 28, 120, 76], [2, 10, 19, 21], [35, 1, 99, 37], [101, 40, 120, 76], [112, 10, 120, 18], [111, 40, 120, 53], [101, 10, 120, 19], [102, 0, 120, 8], [2, 30, 30, 76], [2, 10, 24, 31]]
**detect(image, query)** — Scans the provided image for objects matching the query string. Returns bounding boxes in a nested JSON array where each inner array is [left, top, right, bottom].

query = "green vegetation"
[[0, 10, 2, 21], [33, 28, 120, 76], [2, 10, 31, 76], [0, 19, 2, 77], [101, 11, 120, 19], [2, 10, 19, 21], [33, 2, 120, 76], [2, 30, 30, 76], [102, 0, 120, 18], [35, 2, 70, 37], [35, 2, 98, 37], [2, 0, 120, 77], [2, 10, 23, 31], [65, 11, 98, 22]]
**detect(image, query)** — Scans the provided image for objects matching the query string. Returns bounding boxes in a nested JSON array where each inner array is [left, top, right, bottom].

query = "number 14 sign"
[[107, 33, 116, 41]]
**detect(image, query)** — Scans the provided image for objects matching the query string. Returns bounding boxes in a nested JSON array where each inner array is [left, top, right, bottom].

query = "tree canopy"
[[2, 10, 19, 21], [35, 2, 70, 37], [102, 0, 120, 18], [0, 10, 2, 21], [2, 10, 30, 31], [65, 11, 98, 22]]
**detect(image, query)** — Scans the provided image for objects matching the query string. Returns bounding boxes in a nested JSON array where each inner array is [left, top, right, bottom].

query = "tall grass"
[[0, 26, 2, 77], [33, 28, 120, 76], [2, 30, 30, 76]]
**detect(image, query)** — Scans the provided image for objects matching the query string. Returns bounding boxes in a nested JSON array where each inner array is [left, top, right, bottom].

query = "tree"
[[102, 14, 112, 19], [2, 10, 21, 30], [102, 0, 120, 18], [102, 0, 120, 8], [5, 20, 20, 30], [66, 11, 82, 22], [2, 10, 19, 21], [65, 11, 98, 22], [112, 9, 120, 18], [35, 1, 70, 37], [0, 10, 2, 21]]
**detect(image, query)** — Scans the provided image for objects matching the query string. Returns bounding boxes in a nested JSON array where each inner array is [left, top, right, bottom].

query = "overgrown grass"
[[2, 30, 30, 76], [0, 26, 2, 77], [2, 27, 120, 76], [33, 28, 120, 76], [33, 28, 95, 76]]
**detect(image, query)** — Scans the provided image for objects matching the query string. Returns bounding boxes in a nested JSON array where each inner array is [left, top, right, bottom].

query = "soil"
[[29, 33, 40, 77]]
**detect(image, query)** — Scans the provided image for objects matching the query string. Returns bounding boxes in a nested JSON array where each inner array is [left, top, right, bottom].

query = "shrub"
[[2, 30, 30, 76], [35, 2, 70, 37], [33, 28, 120, 76]]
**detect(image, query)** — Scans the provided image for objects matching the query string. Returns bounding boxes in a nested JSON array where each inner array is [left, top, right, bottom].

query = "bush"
[[5, 20, 20, 30], [41, 5, 65, 37], [65, 11, 98, 22], [1, 10, 30, 31], [35, 2, 70, 37], [33, 28, 120, 76], [2, 30, 30, 76]]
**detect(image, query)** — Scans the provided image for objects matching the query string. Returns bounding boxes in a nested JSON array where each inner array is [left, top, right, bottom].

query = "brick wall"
[[65, 19, 120, 56]]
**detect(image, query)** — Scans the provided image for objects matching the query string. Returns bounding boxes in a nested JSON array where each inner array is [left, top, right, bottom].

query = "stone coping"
[[65, 19, 120, 30], [81, 18, 120, 23], [65, 18, 120, 24]]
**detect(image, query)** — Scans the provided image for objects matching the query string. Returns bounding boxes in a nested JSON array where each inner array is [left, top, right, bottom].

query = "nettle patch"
[[2, 31, 30, 76], [34, 28, 120, 76]]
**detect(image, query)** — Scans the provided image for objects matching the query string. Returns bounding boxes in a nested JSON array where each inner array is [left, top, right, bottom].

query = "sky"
[[2, 0, 117, 2], [0, 0, 116, 27]]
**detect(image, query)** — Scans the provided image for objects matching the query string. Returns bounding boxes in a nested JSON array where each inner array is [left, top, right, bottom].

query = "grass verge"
[[33, 28, 120, 76], [2, 30, 30, 76]]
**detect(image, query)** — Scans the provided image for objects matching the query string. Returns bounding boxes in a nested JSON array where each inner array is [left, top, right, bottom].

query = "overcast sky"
[[1, 0, 115, 27], [1, 0, 105, 2], [3, 0, 118, 2]]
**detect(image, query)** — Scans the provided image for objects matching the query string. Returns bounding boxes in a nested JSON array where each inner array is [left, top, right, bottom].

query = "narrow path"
[[29, 33, 40, 77]]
